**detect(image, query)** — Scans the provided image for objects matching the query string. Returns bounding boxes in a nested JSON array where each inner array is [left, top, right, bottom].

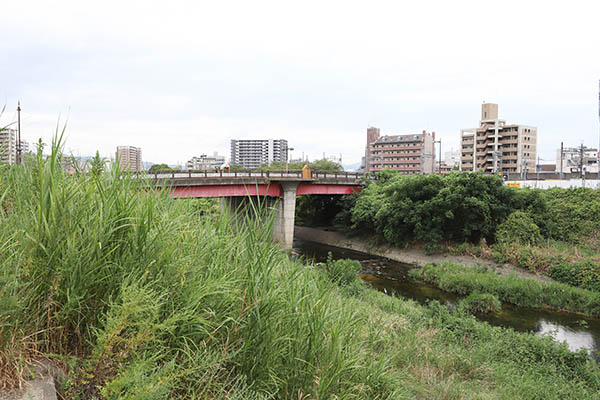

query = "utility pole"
[[598, 79, 600, 180], [16, 101, 21, 165], [560, 142, 564, 180], [580, 143, 584, 179], [438, 139, 442, 174], [433, 139, 441, 174]]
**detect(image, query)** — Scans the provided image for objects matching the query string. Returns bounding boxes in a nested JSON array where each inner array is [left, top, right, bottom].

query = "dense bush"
[[344, 172, 544, 246], [542, 188, 600, 242], [295, 195, 344, 227], [459, 292, 502, 314], [496, 210, 542, 246], [550, 260, 600, 292]]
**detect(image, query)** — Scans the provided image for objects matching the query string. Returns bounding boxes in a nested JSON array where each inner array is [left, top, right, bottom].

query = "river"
[[293, 238, 600, 361]]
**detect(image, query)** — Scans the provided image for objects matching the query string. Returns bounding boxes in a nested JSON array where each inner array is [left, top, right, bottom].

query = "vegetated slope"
[[310, 170, 600, 292], [1, 141, 600, 399]]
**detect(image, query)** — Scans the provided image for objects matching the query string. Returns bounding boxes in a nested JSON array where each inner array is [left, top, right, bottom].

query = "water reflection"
[[293, 238, 600, 360]]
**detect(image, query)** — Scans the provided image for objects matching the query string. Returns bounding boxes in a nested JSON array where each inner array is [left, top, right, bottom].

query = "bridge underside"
[[169, 183, 360, 198], [170, 182, 361, 248]]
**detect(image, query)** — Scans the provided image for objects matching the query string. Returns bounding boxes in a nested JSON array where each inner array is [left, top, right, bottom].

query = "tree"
[[148, 163, 177, 173]]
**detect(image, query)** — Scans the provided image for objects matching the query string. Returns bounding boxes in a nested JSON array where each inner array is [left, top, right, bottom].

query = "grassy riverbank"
[[410, 262, 600, 317], [2, 141, 600, 398]]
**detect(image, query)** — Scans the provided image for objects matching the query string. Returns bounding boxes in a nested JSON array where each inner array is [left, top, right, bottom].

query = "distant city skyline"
[[1, 1, 599, 166]]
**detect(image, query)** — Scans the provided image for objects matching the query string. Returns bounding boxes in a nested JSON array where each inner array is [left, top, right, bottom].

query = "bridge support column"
[[273, 182, 298, 249]]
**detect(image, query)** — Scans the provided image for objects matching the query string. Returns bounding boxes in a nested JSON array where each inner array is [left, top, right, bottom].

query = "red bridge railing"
[[141, 170, 364, 181]]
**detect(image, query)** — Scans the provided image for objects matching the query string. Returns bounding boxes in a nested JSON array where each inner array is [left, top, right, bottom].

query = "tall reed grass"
[[1, 137, 600, 398]]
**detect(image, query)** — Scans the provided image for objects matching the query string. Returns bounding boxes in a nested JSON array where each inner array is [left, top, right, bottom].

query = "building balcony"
[[502, 139, 518, 145]]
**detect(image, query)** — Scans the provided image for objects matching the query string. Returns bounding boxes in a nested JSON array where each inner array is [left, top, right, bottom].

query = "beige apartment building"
[[460, 103, 537, 174], [116, 145, 142, 172], [365, 127, 436, 175]]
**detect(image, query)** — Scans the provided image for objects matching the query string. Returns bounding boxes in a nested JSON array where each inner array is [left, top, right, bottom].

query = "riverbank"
[[4, 145, 600, 398], [295, 226, 549, 282]]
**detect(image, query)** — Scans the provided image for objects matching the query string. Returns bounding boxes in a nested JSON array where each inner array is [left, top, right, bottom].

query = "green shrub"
[[325, 255, 362, 287], [496, 210, 542, 245], [550, 260, 600, 292], [459, 293, 502, 314], [342, 172, 548, 247], [542, 188, 600, 242]]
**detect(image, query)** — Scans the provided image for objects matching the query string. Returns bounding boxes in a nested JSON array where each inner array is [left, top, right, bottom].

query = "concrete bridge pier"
[[272, 182, 298, 248], [219, 182, 299, 249]]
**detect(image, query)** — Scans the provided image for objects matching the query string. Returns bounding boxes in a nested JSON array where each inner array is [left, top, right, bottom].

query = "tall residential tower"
[[116, 146, 142, 172], [230, 139, 288, 169], [460, 103, 537, 174]]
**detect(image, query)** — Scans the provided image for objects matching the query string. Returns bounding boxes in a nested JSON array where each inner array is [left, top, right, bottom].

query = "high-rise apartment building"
[[230, 139, 288, 169], [186, 152, 226, 170], [365, 127, 436, 174], [460, 103, 537, 173], [116, 146, 142, 172], [0, 128, 18, 165]]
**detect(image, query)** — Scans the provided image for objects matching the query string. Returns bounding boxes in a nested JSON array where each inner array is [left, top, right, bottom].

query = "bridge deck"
[[144, 170, 363, 187]]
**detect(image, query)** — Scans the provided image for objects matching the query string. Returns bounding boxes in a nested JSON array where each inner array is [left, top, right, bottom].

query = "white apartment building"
[[0, 128, 18, 165], [444, 149, 461, 168], [230, 139, 288, 169], [186, 152, 226, 170], [116, 146, 142, 172], [556, 146, 598, 175]]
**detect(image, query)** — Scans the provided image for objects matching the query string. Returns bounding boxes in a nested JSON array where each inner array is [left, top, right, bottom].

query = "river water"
[[293, 238, 600, 361]]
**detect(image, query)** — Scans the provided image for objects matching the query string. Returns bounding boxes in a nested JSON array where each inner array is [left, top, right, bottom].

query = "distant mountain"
[[342, 162, 362, 172]]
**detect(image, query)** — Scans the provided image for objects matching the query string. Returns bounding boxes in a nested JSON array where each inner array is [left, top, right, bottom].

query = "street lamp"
[[283, 145, 294, 172]]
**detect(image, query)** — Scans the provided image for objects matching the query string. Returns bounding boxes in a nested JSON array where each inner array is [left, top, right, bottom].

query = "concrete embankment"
[[294, 226, 549, 282]]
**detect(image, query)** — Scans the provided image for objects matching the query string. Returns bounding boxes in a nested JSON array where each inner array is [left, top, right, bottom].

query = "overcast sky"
[[1, 0, 599, 166]]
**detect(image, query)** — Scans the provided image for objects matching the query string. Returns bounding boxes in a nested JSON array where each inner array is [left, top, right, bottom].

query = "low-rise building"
[[186, 153, 226, 170], [365, 127, 436, 174], [444, 149, 460, 168], [460, 103, 537, 174], [556, 146, 598, 175]]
